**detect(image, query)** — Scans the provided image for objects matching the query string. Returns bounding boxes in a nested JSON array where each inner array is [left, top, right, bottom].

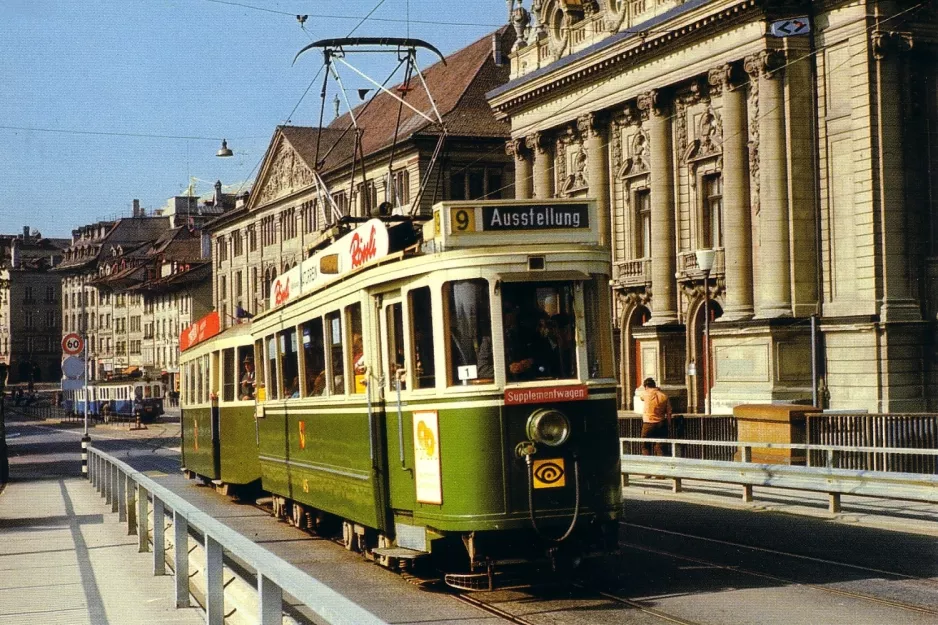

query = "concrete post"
[[205, 535, 225, 625], [580, 113, 611, 247], [527, 132, 554, 199], [259, 574, 283, 625], [871, 30, 919, 321], [747, 51, 792, 318], [125, 474, 136, 535], [507, 138, 533, 199], [137, 484, 149, 553], [153, 498, 165, 575], [639, 90, 678, 324], [710, 64, 754, 320], [173, 510, 190, 608]]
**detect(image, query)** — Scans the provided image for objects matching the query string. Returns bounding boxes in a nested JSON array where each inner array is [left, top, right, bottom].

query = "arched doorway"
[[622, 304, 651, 411], [690, 297, 723, 413]]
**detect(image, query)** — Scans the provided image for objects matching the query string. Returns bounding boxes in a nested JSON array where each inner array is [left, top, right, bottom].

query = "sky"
[[0, 0, 506, 238]]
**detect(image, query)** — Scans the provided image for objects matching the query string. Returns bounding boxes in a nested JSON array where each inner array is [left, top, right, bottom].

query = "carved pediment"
[[252, 136, 316, 208]]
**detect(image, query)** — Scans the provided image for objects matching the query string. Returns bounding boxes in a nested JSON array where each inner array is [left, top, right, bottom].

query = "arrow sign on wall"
[[770, 17, 810, 37]]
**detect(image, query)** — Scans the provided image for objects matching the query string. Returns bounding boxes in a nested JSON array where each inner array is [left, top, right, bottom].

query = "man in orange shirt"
[[639, 377, 672, 457]]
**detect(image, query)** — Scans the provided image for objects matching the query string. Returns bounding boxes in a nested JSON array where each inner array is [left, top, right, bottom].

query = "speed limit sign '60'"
[[62, 332, 84, 356]]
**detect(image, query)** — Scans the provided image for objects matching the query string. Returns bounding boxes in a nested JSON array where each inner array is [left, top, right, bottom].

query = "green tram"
[[179, 315, 261, 495], [249, 199, 621, 586]]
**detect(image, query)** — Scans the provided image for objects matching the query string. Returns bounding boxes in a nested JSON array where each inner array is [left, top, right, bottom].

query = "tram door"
[[379, 295, 415, 513], [210, 350, 222, 478]]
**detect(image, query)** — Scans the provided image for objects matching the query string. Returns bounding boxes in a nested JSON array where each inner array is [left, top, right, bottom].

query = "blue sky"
[[0, 0, 504, 237]]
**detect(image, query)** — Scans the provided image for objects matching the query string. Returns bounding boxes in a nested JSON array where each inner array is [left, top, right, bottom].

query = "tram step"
[[371, 546, 430, 560]]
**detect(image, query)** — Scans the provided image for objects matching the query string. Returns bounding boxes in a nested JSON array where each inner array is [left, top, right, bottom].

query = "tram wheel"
[[291, 502, 308, 530]]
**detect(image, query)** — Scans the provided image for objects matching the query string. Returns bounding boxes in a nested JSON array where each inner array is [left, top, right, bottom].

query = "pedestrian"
[[639, 377, 672, 457]]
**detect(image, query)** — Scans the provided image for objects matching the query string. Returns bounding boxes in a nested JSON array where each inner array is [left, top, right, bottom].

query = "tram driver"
[[240, 356, 256, 400]]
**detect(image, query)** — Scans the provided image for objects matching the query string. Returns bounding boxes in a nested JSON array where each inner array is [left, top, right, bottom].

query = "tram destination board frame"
[[432, 199, 601, 250]]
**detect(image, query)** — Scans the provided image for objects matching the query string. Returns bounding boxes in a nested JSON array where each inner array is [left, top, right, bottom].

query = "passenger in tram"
[[309, 370, 327, 396], [285, 376, 300, 399], [547, 313, 576, 378], [239, 356, 256, 400]]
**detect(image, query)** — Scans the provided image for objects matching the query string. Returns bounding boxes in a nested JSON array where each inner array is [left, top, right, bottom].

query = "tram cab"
[[250, 199, 620, 585]]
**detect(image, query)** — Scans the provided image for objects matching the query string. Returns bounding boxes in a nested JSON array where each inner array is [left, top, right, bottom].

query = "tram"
[[246, 199, 621, 587], [178, 314, 261, 494], [64, 378, 164, 422]]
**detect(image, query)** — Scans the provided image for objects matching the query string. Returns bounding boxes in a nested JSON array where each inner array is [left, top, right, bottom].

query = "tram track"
[[620, 522, 938, 617]]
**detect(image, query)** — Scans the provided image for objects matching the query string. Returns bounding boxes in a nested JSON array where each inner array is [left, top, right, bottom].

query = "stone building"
[[488, 0, 938, 412], [0, 227, 69, 383], [209, 30, 515, 326]]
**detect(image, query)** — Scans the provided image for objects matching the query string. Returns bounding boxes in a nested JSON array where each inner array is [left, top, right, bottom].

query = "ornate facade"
[[490, 0, 938, 412]]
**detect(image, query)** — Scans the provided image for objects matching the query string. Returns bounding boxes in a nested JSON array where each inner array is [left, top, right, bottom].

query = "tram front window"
[[279, 327, 299, 399], [502, 282, 577, 382], [445, 279, 493, 385], [222, 348, 235, 401], [410, 287, 436, 389]]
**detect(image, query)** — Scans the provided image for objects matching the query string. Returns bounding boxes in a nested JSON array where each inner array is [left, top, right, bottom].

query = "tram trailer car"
[[249, 199, 621, 587], [179, 320, 262, 493]]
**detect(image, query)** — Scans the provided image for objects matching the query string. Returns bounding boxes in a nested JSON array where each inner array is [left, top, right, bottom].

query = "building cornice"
[[489, 0, 762, 117]]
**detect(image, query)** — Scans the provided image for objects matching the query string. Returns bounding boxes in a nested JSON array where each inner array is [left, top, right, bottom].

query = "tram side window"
[[279, 327, 300, 399], [237, 345, 255, 400], [348, 303, 365, 394], [502, 281, 577, 382], [222, 348, 236, 402], [196, 357, 205, 403], [326, 312, 345, 395], [410, 287, 436, 388], [445, 279, 493, 386], [584, 278, 613, 378], [266, 335, 279, 400], [302, 317, 326, 396], [386, 303, 406, 390]]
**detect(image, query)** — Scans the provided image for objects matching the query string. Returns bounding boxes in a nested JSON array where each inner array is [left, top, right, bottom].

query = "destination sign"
[[481, 203, 589, 231]]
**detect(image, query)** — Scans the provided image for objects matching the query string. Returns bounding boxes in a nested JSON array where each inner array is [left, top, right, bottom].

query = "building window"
[[235, 270, 243, 298], [358, 180, 377, 217], [220, 275, 227, 300], [233, 230, 244, 256], [701, 173, 723, 249], [45, 286, 55, 303], [46, 311, 56, 328], [391, 169, 410, 206], [24, 287, 34, 303], [282, 208, 297, 240], [634, 188, 651, 259], [449, 166, 503, 201], [248, 225, 257, 252], [25, 312, 34, 328], [332, 192, 348, 218]]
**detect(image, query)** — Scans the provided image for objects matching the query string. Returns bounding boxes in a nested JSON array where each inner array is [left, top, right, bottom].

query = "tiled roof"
[[275, 29, 511, 176]]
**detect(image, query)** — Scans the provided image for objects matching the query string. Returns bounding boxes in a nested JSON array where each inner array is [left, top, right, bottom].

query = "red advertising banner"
[[179, 311, 221, 352], [504, 385, 588, 406]]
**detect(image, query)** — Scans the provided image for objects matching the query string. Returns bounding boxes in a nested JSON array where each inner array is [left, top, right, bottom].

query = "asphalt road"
[[6, 411, 938, 625]]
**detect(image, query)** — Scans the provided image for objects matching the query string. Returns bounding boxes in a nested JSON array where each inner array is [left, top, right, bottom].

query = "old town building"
[[488, 0, 938, 412], [208, 30, 515, 326], [0, 227, 68, 383], [56, 191, 225, 387]]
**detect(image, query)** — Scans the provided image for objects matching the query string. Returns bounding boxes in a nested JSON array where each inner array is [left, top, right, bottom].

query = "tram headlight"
[[526, 409, 571, 447]]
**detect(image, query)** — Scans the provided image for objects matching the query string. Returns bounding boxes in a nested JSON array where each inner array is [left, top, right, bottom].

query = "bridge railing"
[[86, 446, 388, 625], [620, 437, 938, 512], [620, 412, 938, 475]]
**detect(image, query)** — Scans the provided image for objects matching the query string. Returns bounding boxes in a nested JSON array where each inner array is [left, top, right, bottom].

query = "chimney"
[[214, 180, 223, 206], [132, 199, 142, 218], [10, 239, 19, 269], [492, 33, 505, 66], [22, 226, 29, 239]]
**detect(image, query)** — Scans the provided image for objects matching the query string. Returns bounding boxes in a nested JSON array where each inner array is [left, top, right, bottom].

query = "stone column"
[[506, 138, 533, 200], [579, 113, 611, 246], [527, 132, 555, 199], [639, 90, 678, 324], [872, 30, 919, 321], [710, 64, 754, 320], [746, 51, 791, 318]]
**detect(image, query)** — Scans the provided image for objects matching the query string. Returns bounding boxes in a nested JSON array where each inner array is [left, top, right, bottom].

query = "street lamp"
[[695, 249, 715, 416], [216, 139, 233, 158]]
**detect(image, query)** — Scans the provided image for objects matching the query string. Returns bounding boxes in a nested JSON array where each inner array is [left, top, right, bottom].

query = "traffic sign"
[[62, 356, 85, 379], [770, 17, 810, 37], [61, 378, 85, 391], [62, 333, 84, 356]]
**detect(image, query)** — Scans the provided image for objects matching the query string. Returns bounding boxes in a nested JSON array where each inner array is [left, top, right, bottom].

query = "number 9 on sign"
[[450, 208, 475, 233]]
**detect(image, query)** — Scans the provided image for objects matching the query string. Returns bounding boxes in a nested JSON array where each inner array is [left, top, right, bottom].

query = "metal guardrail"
[[86, 446, 388, 625], [621, 437, 938, 513]]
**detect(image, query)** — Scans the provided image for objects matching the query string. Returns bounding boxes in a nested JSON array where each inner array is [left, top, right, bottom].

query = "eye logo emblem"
[[532, 458, 566, 489]]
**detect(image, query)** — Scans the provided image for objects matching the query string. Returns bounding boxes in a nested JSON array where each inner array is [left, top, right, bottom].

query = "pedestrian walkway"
[[0, 421, 202, 625]]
